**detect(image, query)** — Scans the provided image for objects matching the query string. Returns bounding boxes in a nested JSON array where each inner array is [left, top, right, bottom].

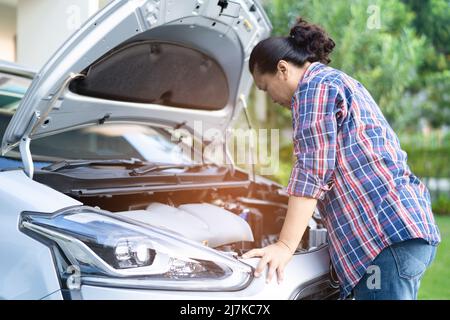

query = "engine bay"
[[75, 183, 329, 256]]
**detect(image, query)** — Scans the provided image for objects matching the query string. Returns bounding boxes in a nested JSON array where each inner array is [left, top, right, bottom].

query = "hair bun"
[[289, 17, 335, 64], [289, 18, 310, 45]]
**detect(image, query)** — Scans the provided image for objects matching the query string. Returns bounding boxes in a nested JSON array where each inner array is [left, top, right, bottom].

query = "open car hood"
[[1, 0, 271, 155]]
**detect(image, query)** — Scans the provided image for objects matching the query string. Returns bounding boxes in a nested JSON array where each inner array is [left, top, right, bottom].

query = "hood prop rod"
[[239, 95, 256, 182]]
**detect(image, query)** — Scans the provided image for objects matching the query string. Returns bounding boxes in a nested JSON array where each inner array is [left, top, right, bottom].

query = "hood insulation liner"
[[69, 41, 230, 111]]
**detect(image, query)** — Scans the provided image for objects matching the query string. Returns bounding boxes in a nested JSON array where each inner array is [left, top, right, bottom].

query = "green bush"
[[403, 146, 450, 178], [432, 195, 450, 216], [398, 127, 450, 179]]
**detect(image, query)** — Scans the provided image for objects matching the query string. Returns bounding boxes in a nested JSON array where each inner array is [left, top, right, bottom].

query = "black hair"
[[249, 17, 335, 75]]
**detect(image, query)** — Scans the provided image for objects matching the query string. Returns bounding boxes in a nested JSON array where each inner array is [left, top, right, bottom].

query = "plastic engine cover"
[[115, 202, 254, 248]]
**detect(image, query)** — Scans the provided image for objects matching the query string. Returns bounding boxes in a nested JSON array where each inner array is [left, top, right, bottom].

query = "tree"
[[261, 0, 428, 128], [401, 0, 450, 128]]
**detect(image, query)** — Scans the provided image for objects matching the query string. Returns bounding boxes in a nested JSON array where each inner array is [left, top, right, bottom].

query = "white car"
[[0, 0, 339, 300]]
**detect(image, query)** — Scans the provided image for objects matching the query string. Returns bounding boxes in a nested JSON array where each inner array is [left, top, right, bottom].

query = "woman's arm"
[[242, 195, 317, 284]]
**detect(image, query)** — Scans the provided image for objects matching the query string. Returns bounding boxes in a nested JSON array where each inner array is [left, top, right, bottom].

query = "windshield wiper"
[[129, 163, 212, 176], [41, 158, 145, 172], [41, 158, 225, 177]]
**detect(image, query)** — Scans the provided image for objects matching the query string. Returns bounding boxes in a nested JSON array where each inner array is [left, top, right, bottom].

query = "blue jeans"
[[353, 238, 438, 300]]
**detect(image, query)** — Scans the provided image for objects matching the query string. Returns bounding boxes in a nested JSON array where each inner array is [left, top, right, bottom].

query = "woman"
[[242, 18, 441, 300]]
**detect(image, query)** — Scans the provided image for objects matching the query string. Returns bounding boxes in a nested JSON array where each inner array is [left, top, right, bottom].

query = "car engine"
[[63, 177, 329, 256], [109, 196, 328, 256]]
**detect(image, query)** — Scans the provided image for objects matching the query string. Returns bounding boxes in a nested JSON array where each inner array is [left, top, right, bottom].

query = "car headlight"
[[20, 206, 253, 291]]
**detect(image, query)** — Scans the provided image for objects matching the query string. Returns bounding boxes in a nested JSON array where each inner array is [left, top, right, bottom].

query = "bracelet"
[[278, 239, 295, 254]]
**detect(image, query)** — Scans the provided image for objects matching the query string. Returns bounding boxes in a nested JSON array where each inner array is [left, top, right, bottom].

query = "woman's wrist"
[[277, 239, 295, 254]]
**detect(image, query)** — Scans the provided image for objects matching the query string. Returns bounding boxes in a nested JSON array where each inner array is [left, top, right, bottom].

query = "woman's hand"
[[242, 241, 294, 284], [241, 196, 317, 285]]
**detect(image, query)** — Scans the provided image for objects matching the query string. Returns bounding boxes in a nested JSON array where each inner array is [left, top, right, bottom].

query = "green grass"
[[418, 215, 450, 300]]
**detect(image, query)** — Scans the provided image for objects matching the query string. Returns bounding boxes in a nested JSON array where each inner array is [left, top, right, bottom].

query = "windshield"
[[31, 124, 194, 164], [0, 72, 194, 167]]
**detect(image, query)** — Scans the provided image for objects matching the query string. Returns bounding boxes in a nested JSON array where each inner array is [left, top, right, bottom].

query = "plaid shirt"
[[286, 62, 441, 299]]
